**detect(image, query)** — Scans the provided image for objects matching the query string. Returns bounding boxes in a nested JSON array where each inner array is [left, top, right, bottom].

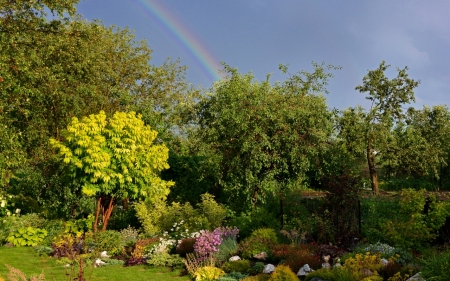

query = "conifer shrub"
[[221, 259, 251, 274], [268, 265, 298, 281]]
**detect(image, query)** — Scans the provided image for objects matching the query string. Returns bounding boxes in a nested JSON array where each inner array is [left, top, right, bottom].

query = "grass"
[[0, 246, 192, 281]]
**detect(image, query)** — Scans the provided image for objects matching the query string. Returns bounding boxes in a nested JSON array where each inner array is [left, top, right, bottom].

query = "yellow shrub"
[[194, 266, 225, 281]]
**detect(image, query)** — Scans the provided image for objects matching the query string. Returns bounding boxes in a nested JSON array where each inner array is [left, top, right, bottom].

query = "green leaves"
[[6, 227, 47, 247], [198, 63, 336, 210], [50, 111, 174, 202]]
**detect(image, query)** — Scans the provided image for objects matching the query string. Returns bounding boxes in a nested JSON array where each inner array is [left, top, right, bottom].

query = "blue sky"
[[77, 0, 450, 110]]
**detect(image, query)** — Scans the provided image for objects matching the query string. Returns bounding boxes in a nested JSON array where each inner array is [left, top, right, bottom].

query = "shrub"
[[176, 237, 196, 256], [250, 262, 265, 275], [219, 272, 249, 281], [194, 266, 226, 281], [197, 193, 228, 230], [305, 268, 337, 281], [194, 229, 223, 260], [239, 228, 278, 259], [420, 250, 450, 281], [7, 227, 47, 247], [242, 274, 270, 281], [377, 189, 450, 250], [231, 208, 281, 240], [343, 252, 383, 279], [85, 230, 123, 256], [215, 237, 239, 264], [268, 265, 298, 281], [283, 245, 321, 271], [146, 252, 184, 268], [221, 260, 251, 274], [361, 276, 383, 281], [132, 237, 160, 258]]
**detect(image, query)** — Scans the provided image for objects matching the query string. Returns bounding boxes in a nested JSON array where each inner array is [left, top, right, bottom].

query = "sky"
[[77, 0, 450, 110]]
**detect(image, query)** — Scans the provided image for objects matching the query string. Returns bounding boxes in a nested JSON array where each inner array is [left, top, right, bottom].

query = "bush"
[[221, 260, 251, 274], [242, 274, 270, 281], [85, 230, 123, 256], [268, 265, 298, 281], [176, 237, 196, 256], [250, 262, 265, 275], [146, 252, 184, 268], [132, 237, 160, 258], [194, 266, 226, 281], [231, 208, 281, 239], [420, 250, 450, 281], [239, 228, 278, 259], [305, 268, 337, 281], [7, 227, 47, 247], [215, 237, 239, 264]]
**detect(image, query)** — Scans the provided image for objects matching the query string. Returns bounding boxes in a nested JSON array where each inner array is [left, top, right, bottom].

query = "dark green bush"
[[221, 259, 251, 274], [420, 250, 450, 281]]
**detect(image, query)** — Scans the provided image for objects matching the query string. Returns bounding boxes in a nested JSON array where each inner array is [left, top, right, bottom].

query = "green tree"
[[50, 111, 174, 231], [0, 1, 196, 216], [197, 63, 337, 212], [342, 61, 419, 194]]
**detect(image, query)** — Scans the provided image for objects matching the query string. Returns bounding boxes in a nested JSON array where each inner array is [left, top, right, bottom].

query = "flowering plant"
[[193, 226, 239, 260], [0, 193, 19, 218]]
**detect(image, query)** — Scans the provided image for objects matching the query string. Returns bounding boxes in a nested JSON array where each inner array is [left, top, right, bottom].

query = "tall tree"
[[0, 1, 196, 216], [197, 63, 337, 211], [50, 111, 174, 231], [352, 61, 419, 194]]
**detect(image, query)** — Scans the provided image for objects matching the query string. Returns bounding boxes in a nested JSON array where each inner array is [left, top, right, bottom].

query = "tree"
[[197, 63, 337, 212], [0, 1, 195, 216], [50, 111, 174, 231], [351, 61, 419, 194]]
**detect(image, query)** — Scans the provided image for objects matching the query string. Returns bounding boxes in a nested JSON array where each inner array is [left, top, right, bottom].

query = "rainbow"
[[131, 0, 223, 82]]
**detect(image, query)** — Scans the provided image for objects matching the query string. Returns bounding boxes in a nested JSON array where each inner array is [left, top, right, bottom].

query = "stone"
[[380, 258, 389, 266], [229, 255, 241, 262], [263, 264, 275, 274], [100, 251, 109, 258], [297, 264, 314, 277], [94, 259, 106, 268], [406, 272, 425, 281], [254, 251, 268, 260]]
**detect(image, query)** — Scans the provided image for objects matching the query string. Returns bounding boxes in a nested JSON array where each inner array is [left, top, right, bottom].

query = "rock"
[[380, 258, 389, 266], [100, 251, 109, 258], [297, 264, 314, 277], [263, 264, 275, 274], [321, 262, 331, 269], [406, 272, 425, 281], [94, 259, 106, 268], [229, 256, 241, 262], [254, 251, 268, 260]]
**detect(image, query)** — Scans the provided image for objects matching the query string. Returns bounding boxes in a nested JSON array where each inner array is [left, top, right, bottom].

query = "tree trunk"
[[367, 145, 379, 195], [93, 195, 115, 232]]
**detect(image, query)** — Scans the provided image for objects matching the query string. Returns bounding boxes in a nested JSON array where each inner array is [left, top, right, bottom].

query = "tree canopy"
[[50, 111, 174, 231]]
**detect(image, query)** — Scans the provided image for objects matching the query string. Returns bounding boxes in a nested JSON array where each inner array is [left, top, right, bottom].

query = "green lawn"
[[0, 247, 191, 281]]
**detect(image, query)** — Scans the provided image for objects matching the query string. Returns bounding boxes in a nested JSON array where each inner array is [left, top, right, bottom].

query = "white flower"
[[171, 228, 174, 231], [1, 200, 5, 207], [15, 208, 21, 214], [6, 211, 11, 216]]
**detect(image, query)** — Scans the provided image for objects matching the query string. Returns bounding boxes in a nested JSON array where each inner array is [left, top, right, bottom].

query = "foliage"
[[5, 264, 45, 281], [338, 61, 419, 194], [176, 237, 197, 256], [317, 171, 361, 246], [250, 262, 265, 275], [135, 193, 227, 237], [315, 244, 347, 264], [271, 244, 321, 271], [215, 238, 239, 264], [221, 260, 251, 274], [342, 252, 383, 279], [194, 266, 226, 281], [242, 274, 270, 281], [146, 252, 184, 268], [231, 208, 281, 239], [124, 257, 147, 267], [305, 268, 339, 281], [50, 111, 174, 231], [197, 63, 337, 211], [250, 228, 278, 244], [218, 271, 249, 281], [184, 252, 216, 277], [420, 250, 450, 281], [361, 276, 383, 281], [84, 230, 124, 256], [0, 213, 47, 244], [380, 189, 450, 249], [119, 226, 139, 246], [131, 237, 160, 258], [194, 229, 223, 260], [7, 227, 47, 247], [267, 265, 298, 281]]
